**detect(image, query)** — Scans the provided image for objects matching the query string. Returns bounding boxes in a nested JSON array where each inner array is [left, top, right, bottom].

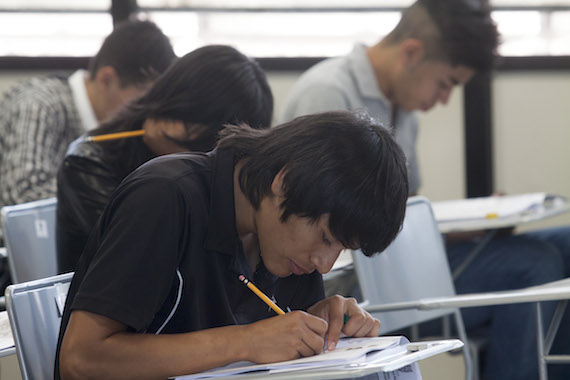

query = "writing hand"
[[307, 295, 380, 351], [243, 311, 328, 363]]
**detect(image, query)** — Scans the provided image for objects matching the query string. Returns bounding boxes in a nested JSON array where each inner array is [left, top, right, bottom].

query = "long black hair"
[[90, 44, 273, 178]]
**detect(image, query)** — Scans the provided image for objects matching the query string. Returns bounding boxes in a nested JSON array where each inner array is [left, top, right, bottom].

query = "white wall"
[[493, 71, 570, 230]]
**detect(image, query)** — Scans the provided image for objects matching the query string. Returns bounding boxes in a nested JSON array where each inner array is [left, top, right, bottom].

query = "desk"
[[431, 194, 570, 279], [366, 278, 570, 380], [174, 338, 463, 380], [0, 311, 15, 358], [432, 193, 570, 234], [324, 195, 570, 284]]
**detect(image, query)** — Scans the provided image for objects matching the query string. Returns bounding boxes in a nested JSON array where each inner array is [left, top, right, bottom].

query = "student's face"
[[96, 67, 152, 121], [254, 177, 346, 278], [394, 61, 475, 112], [257, 209, 345, 278]]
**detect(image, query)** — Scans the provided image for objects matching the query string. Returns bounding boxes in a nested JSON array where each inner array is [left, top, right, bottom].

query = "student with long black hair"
[[56, 45, 273, 272]]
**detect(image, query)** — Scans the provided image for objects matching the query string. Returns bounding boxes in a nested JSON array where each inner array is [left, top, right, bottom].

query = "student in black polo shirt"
[[56, 110, 409, 379]]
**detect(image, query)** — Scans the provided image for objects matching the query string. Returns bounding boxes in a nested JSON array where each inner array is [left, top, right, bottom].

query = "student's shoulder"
[[297, 55, 353, 88], [128, 151, 214, 188], [113, 153, 214, 212], [2, 73, 72, 109]]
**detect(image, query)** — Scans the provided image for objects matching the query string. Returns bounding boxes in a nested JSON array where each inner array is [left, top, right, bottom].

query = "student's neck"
[[233, 161, 256, 237], [366, 42, 399, 107], [84, 76, 106, 123], [233, 160, 261, 272]]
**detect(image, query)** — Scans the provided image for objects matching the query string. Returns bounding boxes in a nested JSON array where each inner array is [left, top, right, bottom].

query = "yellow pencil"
[[85, 129, 146, 142], [239, 275, 285, 315]]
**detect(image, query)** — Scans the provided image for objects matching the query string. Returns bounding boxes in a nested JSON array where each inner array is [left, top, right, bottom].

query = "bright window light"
[[0, 4, 569, 57], [138, 0, 414, 8], [144, 11, 401, 57], [492, 11, 542, 36], [0, 13, 112, 56], [0, 0, 109, 9]]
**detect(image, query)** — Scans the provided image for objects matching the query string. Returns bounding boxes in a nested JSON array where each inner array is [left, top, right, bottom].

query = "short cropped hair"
[[88, 20, 176, 87], [385, 0, 499, 71], [217, 111, 409, 257]]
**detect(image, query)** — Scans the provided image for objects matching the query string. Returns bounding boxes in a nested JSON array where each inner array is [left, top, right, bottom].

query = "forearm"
[[61, 314, 249, 380], [60, 309, 329, 379]]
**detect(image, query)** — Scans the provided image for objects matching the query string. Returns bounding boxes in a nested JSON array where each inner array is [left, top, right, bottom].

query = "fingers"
[[281, 312, 327, 358], [338, 297, 379, 338], [323, 296, 347, 350]]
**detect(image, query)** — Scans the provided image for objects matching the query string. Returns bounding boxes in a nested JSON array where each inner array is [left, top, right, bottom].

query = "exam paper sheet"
[[174, 336, 404, 379]]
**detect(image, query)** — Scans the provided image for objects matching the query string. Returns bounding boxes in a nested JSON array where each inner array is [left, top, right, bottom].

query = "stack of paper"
[[431, 192, 565, 222], [174, 336, 404, 379]]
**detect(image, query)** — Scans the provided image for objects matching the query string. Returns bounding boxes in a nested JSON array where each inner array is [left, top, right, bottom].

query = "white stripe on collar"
[[68, 69, 99, 131]]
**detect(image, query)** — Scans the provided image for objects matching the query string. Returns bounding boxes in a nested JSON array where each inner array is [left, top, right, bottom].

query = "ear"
[[271, 168, 287, 197], [399, 39, 425, 69], [94, 66, 120, 89]]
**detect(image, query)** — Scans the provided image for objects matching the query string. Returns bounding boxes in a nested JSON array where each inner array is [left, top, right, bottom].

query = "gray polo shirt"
[[279, 44, 420, 194]]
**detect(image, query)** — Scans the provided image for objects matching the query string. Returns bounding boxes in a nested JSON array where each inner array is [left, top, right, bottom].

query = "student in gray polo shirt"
[[280, 1, 570, 379]]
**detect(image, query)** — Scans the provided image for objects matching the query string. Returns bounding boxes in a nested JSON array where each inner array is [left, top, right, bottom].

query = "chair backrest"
[[352, 196, 458, 333], [1, 197, 58, 283], [5, 272, 73, 380]]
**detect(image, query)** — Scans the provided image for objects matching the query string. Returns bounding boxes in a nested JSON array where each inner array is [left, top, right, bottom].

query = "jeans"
[[448, 229, 568, 380], [525, 226, 570, 379]]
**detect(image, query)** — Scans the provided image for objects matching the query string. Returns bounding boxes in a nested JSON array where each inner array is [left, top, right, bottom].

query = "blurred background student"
[[56, 44, 274, 273], [0, 19, 175, 293], [0, 20, 175, 232]]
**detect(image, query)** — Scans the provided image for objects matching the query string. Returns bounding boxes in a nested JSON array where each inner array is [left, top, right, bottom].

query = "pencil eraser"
[[407, 343, 428, 352]]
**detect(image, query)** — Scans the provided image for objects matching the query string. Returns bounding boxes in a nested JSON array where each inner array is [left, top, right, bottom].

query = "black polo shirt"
[[55, 149, 324, 379]]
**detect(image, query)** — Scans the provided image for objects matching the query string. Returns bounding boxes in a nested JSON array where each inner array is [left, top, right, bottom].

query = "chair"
[[5, 272, 73, 380], [352, 195, 475, 380], [1, 197, 58, 283], [352, 195, 570, 380]]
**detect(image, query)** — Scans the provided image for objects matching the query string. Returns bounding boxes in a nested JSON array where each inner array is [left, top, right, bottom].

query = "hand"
[[243, 311, 328, 363], [306, 295, 380, 351]]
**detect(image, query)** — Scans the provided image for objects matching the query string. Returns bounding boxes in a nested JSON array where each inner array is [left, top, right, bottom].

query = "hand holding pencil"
[[238, 274, 330, 361]]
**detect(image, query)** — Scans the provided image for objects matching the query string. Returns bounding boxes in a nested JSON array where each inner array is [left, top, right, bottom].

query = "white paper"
[[0, 311, 15, 352], [174, 336, 403, 379], [431, 192, 561, 222]]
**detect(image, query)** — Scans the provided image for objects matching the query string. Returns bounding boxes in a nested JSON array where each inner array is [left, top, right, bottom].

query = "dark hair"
[[217, 110, 409, 257], [386, 0, 499, 71], [91, 45, 273, 178], [88, 20, 176, 87]]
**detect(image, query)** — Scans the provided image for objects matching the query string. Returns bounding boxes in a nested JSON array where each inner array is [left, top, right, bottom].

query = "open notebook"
[[173, 336, 463, 379]]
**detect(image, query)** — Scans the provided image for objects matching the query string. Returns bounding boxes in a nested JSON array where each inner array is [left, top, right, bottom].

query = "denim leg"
[[447, 234, 565, 380], [524, 226, 570, 379]]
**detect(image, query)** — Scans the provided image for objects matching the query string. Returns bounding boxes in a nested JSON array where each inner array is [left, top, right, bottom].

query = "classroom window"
[[0, 1, 569, 57]]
